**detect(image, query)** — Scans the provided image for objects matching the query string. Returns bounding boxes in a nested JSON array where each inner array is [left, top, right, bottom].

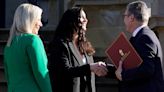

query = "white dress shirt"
[[132, 25, 146, 37]]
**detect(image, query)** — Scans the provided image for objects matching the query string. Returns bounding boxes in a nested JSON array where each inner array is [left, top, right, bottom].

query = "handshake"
[[90, 61, 108, 77]]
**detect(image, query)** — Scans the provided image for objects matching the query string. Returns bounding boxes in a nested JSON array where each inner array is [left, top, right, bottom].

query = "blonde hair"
[[7, 3, 42, 46]]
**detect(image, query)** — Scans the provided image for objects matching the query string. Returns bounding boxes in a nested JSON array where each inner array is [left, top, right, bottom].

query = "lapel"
[[84, 52, 93, 64], [67, 42, 84, 65]]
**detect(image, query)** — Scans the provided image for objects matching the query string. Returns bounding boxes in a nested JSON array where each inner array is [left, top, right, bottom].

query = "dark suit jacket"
[[119, 26, 164, 92], [48, 38, 95, 92]]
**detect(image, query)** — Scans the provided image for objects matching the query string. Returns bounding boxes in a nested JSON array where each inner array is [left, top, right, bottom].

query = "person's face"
[[79, 10, 88, 31], [123, 9, 132, 32], [33, 15, 42, 34]]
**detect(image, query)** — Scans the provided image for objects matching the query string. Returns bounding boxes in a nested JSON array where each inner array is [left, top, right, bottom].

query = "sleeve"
[[27, 36, 52, 92], [122, 35, 156, 81]]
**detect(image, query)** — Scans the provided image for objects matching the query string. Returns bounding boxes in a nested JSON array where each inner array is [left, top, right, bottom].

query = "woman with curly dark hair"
[[48, 7, 107, 92]]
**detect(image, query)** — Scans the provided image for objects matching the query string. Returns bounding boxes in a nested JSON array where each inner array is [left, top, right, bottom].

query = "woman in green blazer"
[[3, 3, 52, 92]]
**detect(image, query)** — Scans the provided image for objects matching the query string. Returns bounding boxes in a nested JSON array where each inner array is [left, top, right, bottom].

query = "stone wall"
[[4, 0, 164, 61]]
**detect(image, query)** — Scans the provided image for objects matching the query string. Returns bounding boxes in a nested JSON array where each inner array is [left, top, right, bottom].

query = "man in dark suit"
[[115, 1, 164, 92]]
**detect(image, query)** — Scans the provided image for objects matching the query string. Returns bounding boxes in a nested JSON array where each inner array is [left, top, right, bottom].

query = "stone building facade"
[[4, 0, 164, 57], [37, 0, 164, 60]]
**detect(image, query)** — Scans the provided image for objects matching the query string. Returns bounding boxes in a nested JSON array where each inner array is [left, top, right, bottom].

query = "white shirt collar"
[[132, 25, 146, 37]]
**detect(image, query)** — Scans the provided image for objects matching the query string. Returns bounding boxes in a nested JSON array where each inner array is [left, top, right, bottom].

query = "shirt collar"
[[132, 25, 146, 37]]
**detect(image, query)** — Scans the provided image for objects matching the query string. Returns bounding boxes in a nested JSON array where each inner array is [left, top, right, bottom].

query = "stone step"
[[0, 29, 9, 41], [0, 68, 6, 83], [96, 77, 118, 86], [0, 59, 7, 92], [0, 41, 6, 56], [0, 52, 6, 92], [96, 77, 118, 92], [0, 82, 7, 92], [0, 40, 6, 45], [0, 54, 3, 67]]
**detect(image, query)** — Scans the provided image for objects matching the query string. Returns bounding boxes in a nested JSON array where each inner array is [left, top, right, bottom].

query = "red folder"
[[105, 32, 142, 70]]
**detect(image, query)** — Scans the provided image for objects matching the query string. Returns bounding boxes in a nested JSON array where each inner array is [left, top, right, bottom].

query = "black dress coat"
[[48, 38, 95, 92]]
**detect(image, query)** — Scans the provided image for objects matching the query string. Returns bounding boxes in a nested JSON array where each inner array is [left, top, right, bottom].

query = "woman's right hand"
[[90, 61, 108, 76]]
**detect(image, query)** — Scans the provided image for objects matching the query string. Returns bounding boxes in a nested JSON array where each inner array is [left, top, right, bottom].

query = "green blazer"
[[4, 33, 52, 92]]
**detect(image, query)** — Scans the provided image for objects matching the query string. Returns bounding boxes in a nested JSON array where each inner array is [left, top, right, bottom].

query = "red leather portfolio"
[[105, 32, 142, 70]]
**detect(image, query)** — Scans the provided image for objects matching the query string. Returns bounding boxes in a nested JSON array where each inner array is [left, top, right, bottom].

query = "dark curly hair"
[[51, 7, 95, 55]]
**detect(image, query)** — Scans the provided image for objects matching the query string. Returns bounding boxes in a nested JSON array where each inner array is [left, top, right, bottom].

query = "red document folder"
[[105, 32, 142, 70]]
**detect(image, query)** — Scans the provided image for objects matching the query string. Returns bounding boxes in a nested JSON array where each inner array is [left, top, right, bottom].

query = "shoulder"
[[24, 33, 41, 41], [50, 39, 68, 48], [138, 27, 155, 38], [23, 33, 42, 44], [141, 27, 154, 36], [137, 27, 159, 44], [48, 39, 69, 52]]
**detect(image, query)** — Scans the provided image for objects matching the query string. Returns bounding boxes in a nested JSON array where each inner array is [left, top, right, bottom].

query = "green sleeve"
[[27, 36, 52, 92]]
